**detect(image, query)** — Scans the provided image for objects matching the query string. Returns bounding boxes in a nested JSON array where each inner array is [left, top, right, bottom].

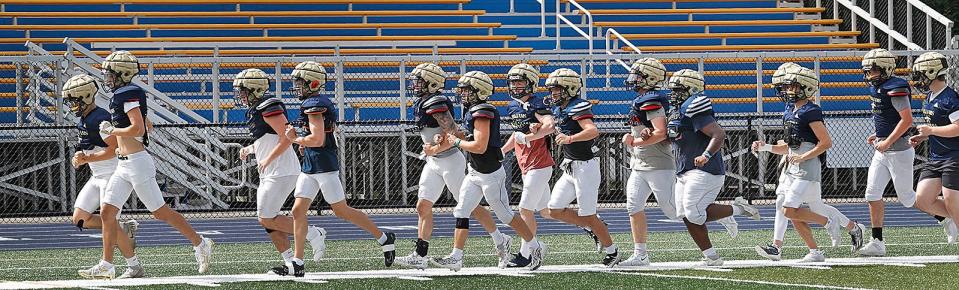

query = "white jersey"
[[253, 133, 301, 178], [83, 147, 118, 178]]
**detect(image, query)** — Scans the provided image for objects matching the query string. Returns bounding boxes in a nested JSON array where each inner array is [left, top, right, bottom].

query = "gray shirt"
[[629, 108, 675, 171], [882, 96, 913, 151], [785, 142, 822, 182]]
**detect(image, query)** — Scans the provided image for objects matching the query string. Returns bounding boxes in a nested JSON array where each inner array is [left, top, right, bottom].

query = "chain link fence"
[[2, 51, 959, 223], [810, 0, 954, 50]]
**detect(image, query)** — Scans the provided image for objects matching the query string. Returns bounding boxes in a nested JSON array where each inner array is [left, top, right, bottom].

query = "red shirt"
[[515, 137, 554, 174]]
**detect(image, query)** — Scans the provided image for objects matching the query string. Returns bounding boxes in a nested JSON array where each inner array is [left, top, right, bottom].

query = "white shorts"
[[453, 167, 514, 223], [626, 169, 678, 219], [75, 176, 110, 213], [293, 171, 346, 204], [864, 148, 916, 207], [780, 174, 822, 209], [548, 158, 600, 216], [518, 166, 553, 211], [257, 175, 298, 218], [103, 151, 167, 212], [418, 152, 467, 203], [675, 170, 724, 225]]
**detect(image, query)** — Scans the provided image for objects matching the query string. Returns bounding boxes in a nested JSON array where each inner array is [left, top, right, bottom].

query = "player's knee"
[[258, 217, 275, 228], [783, 207, 799, 219], [416, 202, 433, 218], [455, 218, 470, 229], [684, 209, 706, 225], [539, 209, 552, 219]]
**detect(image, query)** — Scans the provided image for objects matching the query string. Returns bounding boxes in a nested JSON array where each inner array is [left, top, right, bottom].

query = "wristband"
[[702, 151, 713, 159], [454, 139, 462, 148], [758, 144, 773, 152]]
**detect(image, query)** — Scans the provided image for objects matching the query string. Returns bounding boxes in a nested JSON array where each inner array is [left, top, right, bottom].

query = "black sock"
[[872, 227, 883, 241], [416, 239, 429, 257], [935, 215, 946, 222]]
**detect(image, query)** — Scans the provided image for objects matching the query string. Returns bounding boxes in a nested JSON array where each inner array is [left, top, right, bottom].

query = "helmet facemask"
[[667, 82, 692, 107], [408, 75, 432, 98], [545, 85, 570, 107], [779, 81, 807, 103], [862, 64, 888, 87], [101, 69, 126, 92], [508, 75, 532, 100], [456, 83, 479, 107], [233, 86, 257, 108], [291, 77, 321, 100], [624, 71, 652, 92]]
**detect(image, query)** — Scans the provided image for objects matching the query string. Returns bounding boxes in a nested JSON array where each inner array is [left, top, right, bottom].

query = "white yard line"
[[621, 272, 870, 290], [0, 256, 954, 289]]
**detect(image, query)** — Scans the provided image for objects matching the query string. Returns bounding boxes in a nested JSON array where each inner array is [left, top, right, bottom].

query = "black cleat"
[[381, 232, 397, 267], [602, 250, 622, 268], [754, 243, 782, 261], [271, 261, 305, 277], [505, 253, 531, 268]]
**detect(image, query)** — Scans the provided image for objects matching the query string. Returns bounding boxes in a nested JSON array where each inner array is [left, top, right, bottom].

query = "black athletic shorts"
[[919, 159, 959, 190]]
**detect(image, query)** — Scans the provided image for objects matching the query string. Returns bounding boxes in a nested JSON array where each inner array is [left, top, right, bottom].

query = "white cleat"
[[78, 263, 115, 280], [309, 226, 327, 262], [702, 256, 724, 266], [619, 252, 650, 267], [799, 249, 826, 263], [940, 218, 957, 245], [858, 239, 886, 257], [194, 236, 214, 273], [394, 252, 429, 270], [733, 197, 761, 220], [117, 265, 145, 279], [825, 219, 843, 247], [717, 216, 739, 238], [430, 254, 463, 272], [528, 241, 546, 271], [494, 233, 512, 268]]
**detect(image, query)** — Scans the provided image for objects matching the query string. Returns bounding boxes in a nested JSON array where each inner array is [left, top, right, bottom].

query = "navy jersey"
[[922, 87, 959, 161], [299, 96, 339, 174], [414, 95, 455, 129], [553, 97, 596, 161], [507, 95, 552, 134], [246, 97, 287, 139], [783, 101, 824, 148], [78, 107, 112, 150], [463, 103, 504, 173], [668, 95, 725, 176], [628, 91, 670, 128], [108, 84, 149, 144], [869, 77, 912, 138]]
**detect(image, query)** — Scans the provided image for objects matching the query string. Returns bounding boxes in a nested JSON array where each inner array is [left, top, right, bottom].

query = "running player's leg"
[[518, 167, 552, 236], [432, 173, 486, 271], [864, 151, 891, 239], [545, 172, 588, 227], [290, 173, 319, 275], [623, 170, 653, 266], [318, 171, 395, 266]]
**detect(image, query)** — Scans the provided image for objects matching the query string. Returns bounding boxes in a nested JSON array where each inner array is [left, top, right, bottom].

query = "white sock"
[[376, 233, 388, 245], [809, 248, 820, 254], [99, 260, 113, 268], [125, 256, 140, 267], [193, 238, 206, 252], [604, 245, 617, 255], [451, 248, 464, 259], [281, 249, 294, 263], [306, 227, 320, 241], [519, 239, 527, 252], [633, 243, 647, 255], [732, 205, 743, 216], [520, 237, 538, 257], [490, 230, 504, 244], [703, 248, 718, 259]]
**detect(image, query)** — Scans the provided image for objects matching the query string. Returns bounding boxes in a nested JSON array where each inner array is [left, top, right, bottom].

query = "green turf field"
[[2, 226, 957, 289]]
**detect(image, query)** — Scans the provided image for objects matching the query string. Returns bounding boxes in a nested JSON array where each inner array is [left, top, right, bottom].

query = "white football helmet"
[[862, 48, 898, 86], [667, 69, 705, 105], [456, 71, 494, 105], [507, 63, 539, 99], [625, 57, 667, 92], [544, 68, 583, 106], [101, 50, 139, 92], [291, 61, 329, 99], [61, 74, 99, 116], [409, 63, 447, 98], [780, 66, 819, 102], [232, 68, 270, 107], [912, 51, 949, 92]]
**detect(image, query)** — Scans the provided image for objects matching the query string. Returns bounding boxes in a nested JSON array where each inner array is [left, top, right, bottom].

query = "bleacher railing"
[[555, 0, 593, 55], [4, 50, 959, 223], [813, 0, 954, 50], [603, 28, 642, 87]]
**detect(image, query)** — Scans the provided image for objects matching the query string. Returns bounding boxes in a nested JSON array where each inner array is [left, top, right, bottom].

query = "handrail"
[[903, 0, 953, 50], [555, 0, 592, 55], [833, 0, 922, 50], [603, 28, 641, 87]]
